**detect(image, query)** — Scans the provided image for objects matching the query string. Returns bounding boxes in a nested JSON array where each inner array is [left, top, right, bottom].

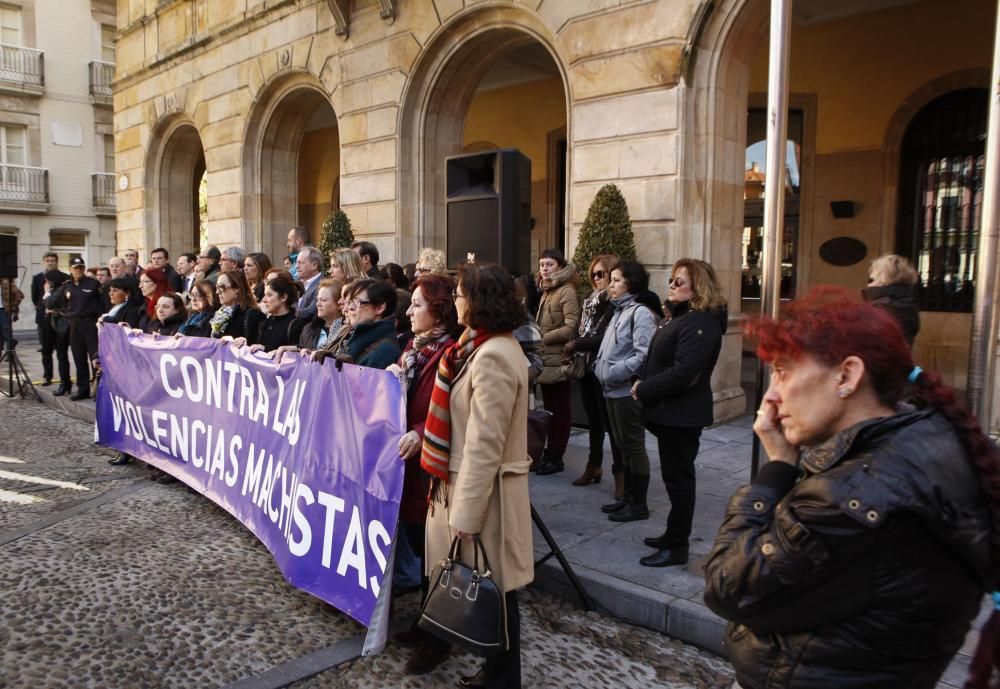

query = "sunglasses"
[[669, 277, 687, 287], [349, 298, 373, 309], [592, 270, 605, 280], [216, 283, 233, 291]]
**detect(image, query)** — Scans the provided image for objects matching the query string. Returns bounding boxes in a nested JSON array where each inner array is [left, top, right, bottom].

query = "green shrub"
[[571, 184, 636, 287], [318, 209, 355, 272]]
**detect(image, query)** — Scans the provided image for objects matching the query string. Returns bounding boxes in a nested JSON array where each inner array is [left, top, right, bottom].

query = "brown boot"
[[572, 463, 602, 486], [613, 471, 625, 499]]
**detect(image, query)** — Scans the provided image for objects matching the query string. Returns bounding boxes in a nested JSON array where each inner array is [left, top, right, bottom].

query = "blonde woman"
[[329, 247, 366, 282], [862, 253, 920, 347], [631, 258, 728, 568], [413, 247, 448, 277]]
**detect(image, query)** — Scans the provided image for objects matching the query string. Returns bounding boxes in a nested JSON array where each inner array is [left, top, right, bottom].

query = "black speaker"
[[445, 149, 531, 275], [0, 235, 16, 279]]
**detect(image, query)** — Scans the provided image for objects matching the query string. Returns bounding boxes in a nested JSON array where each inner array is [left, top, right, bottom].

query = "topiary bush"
[[318, 209, 355, 272], [571, 183, 636, 288]]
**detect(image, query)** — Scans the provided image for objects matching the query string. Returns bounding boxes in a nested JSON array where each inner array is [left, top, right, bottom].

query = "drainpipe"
[[750, 0, 793, 477], [968, 4, 1000, 433]]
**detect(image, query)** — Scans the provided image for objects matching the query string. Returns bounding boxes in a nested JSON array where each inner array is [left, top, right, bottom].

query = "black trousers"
[[40, 320, 70, 383], [69, 317, 98, 392], [648, 424, 701, 548], [578, 370, 623, 471], [483, 590, 521, 688]]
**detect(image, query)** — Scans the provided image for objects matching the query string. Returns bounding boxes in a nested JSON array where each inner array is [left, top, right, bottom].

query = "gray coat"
[[593, 293, 657, 399]]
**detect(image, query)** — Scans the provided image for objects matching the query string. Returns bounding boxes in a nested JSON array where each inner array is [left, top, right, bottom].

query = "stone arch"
[[677, 0, 770, 420], [681, 0, 768, 305], [144, 115, 206, 260], [397, 7, 571, 263], [241, 70, 340, 263], [879, 68, 990, 255]]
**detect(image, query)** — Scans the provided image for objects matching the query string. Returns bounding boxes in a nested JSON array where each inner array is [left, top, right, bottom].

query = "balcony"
[[0, 165, 49, 213], [0, 44, 44, 96], [89, 60, 114, 106], [92, 173, 116, 215]]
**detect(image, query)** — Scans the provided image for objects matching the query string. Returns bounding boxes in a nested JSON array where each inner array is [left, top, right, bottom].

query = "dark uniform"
[[49, 272, 102, 399], [37, 269, 70, 387]]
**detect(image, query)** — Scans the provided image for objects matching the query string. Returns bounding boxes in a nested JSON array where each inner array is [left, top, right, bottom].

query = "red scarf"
[[420, 328, 494, 482]]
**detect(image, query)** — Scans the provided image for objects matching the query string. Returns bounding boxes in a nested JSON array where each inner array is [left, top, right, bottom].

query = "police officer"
[[48, 257, 102, 400]]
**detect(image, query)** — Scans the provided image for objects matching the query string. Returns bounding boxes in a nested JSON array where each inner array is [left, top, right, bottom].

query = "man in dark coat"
[[150, 247, 183, 292], [31, 253, 68, 385], [47, 257, 102, 400]]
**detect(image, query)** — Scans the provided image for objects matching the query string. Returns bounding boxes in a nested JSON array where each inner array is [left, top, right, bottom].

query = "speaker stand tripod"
[[532, 504, 592, 611], [0, 277, 34, 400]]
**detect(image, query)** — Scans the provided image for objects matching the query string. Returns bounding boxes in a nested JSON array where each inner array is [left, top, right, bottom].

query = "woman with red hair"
[[137, 267, 169, 332], [704, 287, 995, 689], [390, 273, 461, 676]]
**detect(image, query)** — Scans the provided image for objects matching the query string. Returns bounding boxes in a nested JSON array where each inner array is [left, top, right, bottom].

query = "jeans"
[[393, 522, 422, 588], [605, 395, 650, 477], [648, 423, 701, 548], [578, 371, 623, 471], [539, 380, 572, 459]]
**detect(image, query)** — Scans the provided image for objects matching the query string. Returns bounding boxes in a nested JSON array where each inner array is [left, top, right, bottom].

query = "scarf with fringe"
[[420, 328, 494, 482]]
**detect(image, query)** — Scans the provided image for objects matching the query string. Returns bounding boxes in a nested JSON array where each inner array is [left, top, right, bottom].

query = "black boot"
[[535, 455, 564, 475], [644, 528, 670, 549], [609, 473, 650, 522], [108, 452, 133, 466], [601, 468, 632, 513], [70, 388, 91, 401], [53, 382, 70, 396], [640, 546, 689, 568]]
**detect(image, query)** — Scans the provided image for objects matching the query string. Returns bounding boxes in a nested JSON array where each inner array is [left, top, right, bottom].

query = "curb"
[[532, 559, 727, 656]]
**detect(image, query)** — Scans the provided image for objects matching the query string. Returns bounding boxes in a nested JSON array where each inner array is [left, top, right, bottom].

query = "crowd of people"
[[18, 234, 997, 689]]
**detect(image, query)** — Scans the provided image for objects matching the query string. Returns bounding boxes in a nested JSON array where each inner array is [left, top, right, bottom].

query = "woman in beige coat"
[[533, 248, 581, 475], [422, 263, 533, 689]]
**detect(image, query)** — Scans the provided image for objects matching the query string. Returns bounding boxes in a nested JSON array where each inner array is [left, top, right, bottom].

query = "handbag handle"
[[445, 535, 495, 577]]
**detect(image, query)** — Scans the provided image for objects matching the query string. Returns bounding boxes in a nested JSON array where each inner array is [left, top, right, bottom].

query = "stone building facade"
[[113, 0, 996, 426], [5, 0, 117, 325]]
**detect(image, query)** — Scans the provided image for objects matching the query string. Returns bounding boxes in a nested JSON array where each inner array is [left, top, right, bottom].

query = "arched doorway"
[[399, 14, 569, 269], [146, 119, 206, 260], [242, 76, 340, 263]]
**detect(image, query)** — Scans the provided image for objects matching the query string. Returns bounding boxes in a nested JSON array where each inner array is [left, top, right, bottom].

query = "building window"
[[104, 134, 114, 173], [49, 229, 86, 269], [897, 88, 988, 313], [0, 4, 20, 46], [0, 124, 25, 166], [101, 24, 114, 63]]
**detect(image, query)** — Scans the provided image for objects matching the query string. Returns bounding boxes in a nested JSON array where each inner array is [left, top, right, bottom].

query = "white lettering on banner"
[[110, 347, 397, 605], [157, 354, 305, 447], [318, 491, 346, 568], [288, 482, 314, 556]]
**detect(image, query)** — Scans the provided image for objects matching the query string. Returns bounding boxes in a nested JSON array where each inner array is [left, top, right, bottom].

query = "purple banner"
[[95, 325, 406, 626]]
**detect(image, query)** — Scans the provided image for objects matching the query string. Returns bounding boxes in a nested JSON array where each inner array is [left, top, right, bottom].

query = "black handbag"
[[418, 535, 506, 656]]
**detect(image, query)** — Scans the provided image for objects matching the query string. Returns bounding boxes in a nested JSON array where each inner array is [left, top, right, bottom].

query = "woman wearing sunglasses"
[[562, 254, 624, 494], [210, 270, 264, 343], [630, 259, 727, 568]]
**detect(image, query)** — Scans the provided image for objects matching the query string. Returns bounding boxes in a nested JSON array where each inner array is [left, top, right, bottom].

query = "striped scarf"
[[420, 328, 494, 482]]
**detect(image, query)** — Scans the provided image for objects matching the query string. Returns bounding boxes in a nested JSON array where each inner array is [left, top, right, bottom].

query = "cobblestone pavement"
[[0, 397, 734, 689]]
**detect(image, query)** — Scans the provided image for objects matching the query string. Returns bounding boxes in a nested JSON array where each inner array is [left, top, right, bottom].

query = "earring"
[[837, 388, 853, 399]]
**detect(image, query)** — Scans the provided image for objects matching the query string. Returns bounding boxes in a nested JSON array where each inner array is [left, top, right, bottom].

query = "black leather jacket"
[[704, 410, 990, 689]]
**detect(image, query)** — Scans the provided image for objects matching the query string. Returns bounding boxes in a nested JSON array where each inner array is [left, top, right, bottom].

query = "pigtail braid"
[[912, 370, 1000, 689]]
